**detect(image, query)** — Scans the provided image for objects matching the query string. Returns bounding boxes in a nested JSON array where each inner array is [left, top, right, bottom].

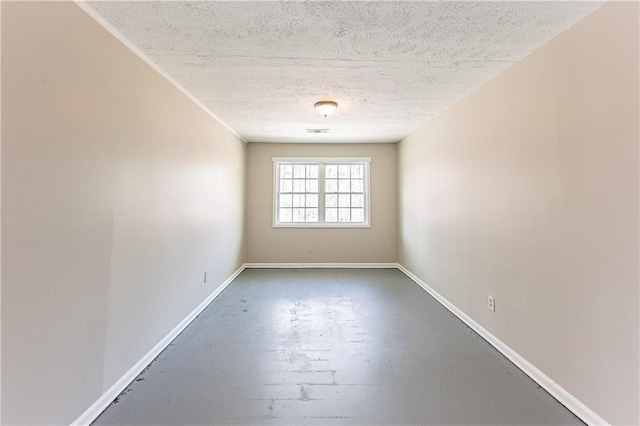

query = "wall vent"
[[305, 129, 329, 134]]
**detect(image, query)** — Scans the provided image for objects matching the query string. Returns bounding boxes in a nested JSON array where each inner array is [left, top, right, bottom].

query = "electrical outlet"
[[308, 245, 314, 253], [203, 271, 208, 283], [488, 295, 495, 312]]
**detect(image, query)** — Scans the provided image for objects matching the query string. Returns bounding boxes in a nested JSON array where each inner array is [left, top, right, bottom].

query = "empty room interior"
[[1, 1, 639, 425]]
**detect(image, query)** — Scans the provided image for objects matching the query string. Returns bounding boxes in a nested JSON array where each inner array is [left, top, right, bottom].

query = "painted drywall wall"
[[398, 2, 639, 424], [0, 1, 3, 422], [1, 2, 246, 424], [246, 143, 397, 263]]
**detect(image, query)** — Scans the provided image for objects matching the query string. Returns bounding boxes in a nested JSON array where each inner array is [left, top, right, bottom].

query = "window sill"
[[273, 223, 371, 229]]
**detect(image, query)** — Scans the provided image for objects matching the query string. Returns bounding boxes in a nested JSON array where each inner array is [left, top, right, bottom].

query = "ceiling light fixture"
[[314, 101, 338, 118]]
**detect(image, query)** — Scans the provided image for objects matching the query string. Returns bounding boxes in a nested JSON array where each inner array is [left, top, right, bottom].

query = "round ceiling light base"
[[314, 101, 338, 118]]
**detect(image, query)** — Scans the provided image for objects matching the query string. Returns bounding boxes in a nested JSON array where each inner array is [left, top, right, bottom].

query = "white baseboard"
[[396, 264, 609, 426], [71, 264, 246, 426], [71, 263, 608, 426], [244, 262, 399, 269]]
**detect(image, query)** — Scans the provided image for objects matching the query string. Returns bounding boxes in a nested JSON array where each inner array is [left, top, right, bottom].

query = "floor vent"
[[305, 129, 329, 134]]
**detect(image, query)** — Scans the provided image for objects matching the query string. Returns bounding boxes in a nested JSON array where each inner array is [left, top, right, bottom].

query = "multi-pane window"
[[277, 164, 319, 223], [324, 164, 365, 223], [273, 158, 370, 227]]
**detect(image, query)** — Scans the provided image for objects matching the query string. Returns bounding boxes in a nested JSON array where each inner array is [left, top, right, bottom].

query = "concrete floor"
[[94, 268, 582, 425]]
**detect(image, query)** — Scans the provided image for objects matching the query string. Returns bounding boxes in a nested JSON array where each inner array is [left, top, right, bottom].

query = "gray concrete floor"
[[93, 268, 582, 425]]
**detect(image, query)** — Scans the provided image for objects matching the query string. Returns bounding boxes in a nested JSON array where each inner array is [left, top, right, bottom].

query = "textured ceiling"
[[86, 1, 603, 143]]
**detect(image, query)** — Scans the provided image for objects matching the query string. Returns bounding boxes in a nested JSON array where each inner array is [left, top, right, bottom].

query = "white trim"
[[271, 224, 372, 229], [70, 262, 609, 426], [73, 1, 247, 144], [272, 157, 372, 163], [396, 264, 610, 426], [245, 262, 398, 269], [71, 264, 247, 426]]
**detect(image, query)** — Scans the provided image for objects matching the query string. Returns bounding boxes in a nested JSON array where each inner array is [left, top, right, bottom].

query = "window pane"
[[306, 179, 318, 193], [325, 194, 337, 207], [306, 194, 318, 207], [338, 165, 350, 178], [338, 180, 350, 193], [338, 194, 350, 207], [280, 165, 292, 178], [326, 165, 338, 178], [325, 208, 338, 222], [351, 208, 364, 222], [280, 194, 292, 208], [293, 194, 305, 207], [351, 165, 363, 178], [279, 208, 292, 222], [351, 179, 364, 193], [305, 208, 318, 222], [293, 179, 305, 192], [294, 165, 306, 178], [326, 179, 337, 193], [306, 165, 318, 178], [352, 194, 364, 208], [293, 208, 306, 222], [338, 208, 350, 222], [280, 179, 293, 193]]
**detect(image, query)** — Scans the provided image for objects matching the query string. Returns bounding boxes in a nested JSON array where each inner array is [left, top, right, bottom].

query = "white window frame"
[[272, 157, 371, 228]]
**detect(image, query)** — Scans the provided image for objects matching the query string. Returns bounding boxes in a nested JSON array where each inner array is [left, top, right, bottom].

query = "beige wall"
[[398, 2, 639, 424], [0, 1, 3, 423], [246, 143, 397, 263], [1, 2, 246, 424]]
